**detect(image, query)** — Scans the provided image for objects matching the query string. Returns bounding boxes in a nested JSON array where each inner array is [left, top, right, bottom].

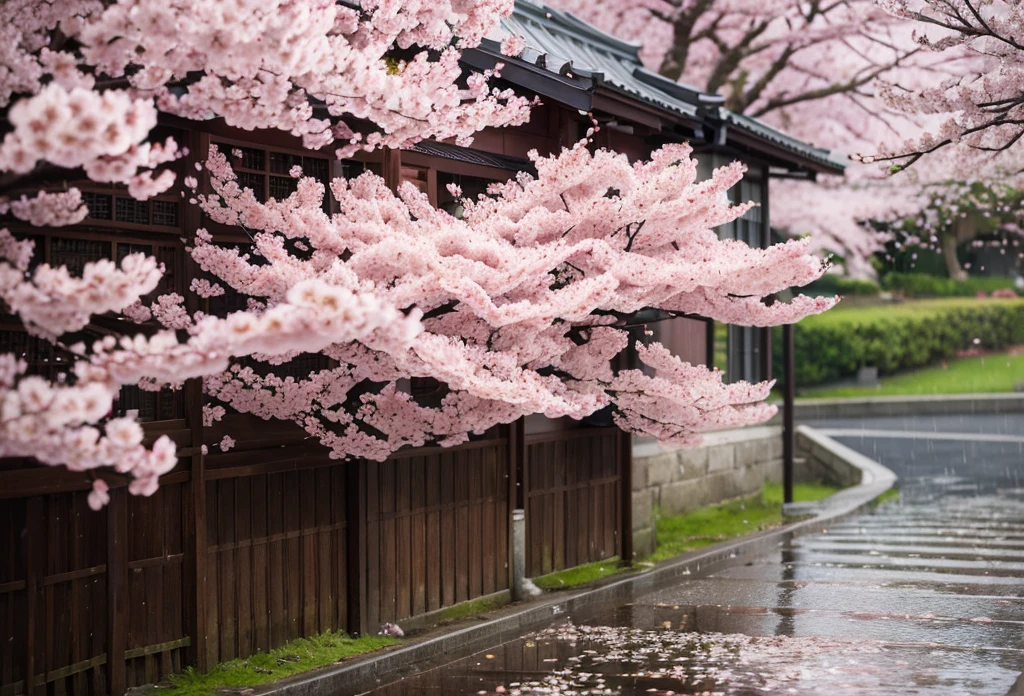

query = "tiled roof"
[[472, 0, 846, 174]]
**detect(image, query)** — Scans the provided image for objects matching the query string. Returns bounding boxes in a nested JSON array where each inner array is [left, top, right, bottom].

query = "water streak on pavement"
[[364, 414, 1024, 695]]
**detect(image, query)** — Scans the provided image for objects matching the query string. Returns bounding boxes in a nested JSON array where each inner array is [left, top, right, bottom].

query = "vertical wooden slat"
[[267, 474, 287, 648], [468, 460, 482, 600], [619, 429, 633, 563], [410, 458, 427, 618], [235, 478, 253, 657], [425, 459, 441, 613], [364, 461, 381, 634], [250, 474, 270, 653], [395, 461, 411, 620], [315, 467, 333, 633], [107, 487, 128, 696], [24, 498, 42, 696], [440, 455, 456, 608], [347, 461, 366, 636], [300, 470, 317, 635], [283, 473, 302, 641]]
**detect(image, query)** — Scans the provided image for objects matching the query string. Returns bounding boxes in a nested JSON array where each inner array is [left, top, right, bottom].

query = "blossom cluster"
[[188, 141, 833, 462]]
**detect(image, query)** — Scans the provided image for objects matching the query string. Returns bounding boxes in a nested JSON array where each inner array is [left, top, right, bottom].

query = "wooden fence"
[[523, 427, 626, 577], [0, 418, 628, 695]]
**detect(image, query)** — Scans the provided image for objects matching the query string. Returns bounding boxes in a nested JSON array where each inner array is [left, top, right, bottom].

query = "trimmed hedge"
[[804, 275, 880, 298], [772, 299, 1024, 386], [880, 272, 1017, 298]]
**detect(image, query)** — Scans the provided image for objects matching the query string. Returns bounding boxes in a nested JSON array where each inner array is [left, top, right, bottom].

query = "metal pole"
[[782, 323, 795, 505]]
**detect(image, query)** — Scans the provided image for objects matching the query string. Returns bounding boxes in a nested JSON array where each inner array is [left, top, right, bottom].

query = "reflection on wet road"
[[364, 414, 1024, 695]]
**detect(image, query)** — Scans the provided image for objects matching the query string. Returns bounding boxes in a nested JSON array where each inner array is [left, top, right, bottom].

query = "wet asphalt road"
[[365, 413, 1024, 695]]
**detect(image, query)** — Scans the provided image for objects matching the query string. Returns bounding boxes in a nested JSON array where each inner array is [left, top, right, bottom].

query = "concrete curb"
[[254, 427, 896, 696], [793, 393, 1024, 421]]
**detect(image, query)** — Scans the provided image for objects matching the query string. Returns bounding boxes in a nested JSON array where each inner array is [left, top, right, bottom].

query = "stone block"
[[735, 440, 764, 468], [707, 445, 736, 473], [632, 458, 648, 491], [632, 527, 655, 560], [677, 447, 709, 480], [658, 479, 700, 515], [632, 490, 654, 531], [646, 453, 679, 487]]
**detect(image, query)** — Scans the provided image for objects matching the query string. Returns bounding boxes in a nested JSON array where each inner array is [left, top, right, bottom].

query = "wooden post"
[[782, 323, 795, 505], [182, 127, 209, 673], [382, 148, 402, 191], [106, 487, 128, 695], [618, 429, 633, 566]]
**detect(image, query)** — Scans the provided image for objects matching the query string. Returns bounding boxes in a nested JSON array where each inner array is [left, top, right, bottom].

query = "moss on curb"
[[531, 556, 628, 591], [154, 632, 399, 696]]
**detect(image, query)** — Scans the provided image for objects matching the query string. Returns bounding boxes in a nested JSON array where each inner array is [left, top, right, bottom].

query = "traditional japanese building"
[[0, 3, 844, 694]]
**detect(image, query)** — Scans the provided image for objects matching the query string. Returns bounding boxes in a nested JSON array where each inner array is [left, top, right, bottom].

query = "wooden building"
[[0, 3, 843, 694]]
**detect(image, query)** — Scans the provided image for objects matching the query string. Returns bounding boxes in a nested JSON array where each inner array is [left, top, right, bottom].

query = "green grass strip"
[[160, 632, 399, 696], [647, 482, 839, 564], [800, 351, 1024, 399], [532, 556, 626, 590]]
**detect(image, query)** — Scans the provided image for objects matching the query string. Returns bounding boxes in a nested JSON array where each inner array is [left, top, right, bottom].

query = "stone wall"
[[630, 425, 783, 559]]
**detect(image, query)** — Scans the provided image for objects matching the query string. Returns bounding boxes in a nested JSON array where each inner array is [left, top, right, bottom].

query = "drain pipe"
[[511, 509, 541, 601]]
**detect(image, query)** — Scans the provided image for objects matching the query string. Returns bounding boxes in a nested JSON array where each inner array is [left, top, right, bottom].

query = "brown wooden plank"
[[218, 480, 237, 660], [106, 489, 128, 696], [364, 462, 381, 635], [283, 472, 302, 641], [315, 467, 333, 633], [425, 458, 441, 613], [204, 483, 220, 667], [440, 456, 456, 608], [235, 477, 253, 658], [266, 473, 287, 649], [300, 469, 318, 636], [467, 459, 482, 600], [454, 451, 469, 603], [249, 475, 270, 653], [395, 460, 411, 621], [481, 450, 496, 596]]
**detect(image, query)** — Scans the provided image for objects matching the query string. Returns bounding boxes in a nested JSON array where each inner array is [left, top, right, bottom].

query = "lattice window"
[[303, 156, 329, 182], [237, 146, 265, 171], [0, 329, 69, 379], [270, 151, 302, 174], [50, 237, 108, 276], [236, 171, 266, 201], [212, 141, 332, 208], [151, 200, 179, 227], [269, 175, 299, 201], [115, 197, 150, 225], [116, 242, 154, 262], [81, 191, 113, 220]]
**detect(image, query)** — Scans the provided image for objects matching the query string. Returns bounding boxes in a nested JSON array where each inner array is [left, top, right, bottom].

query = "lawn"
[[800, 350, 1024, 399], [161, 632, 399, 696], [646, 482, 839, 564]]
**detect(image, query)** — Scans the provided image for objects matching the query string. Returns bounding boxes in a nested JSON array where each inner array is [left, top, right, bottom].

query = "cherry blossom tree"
[[1, 0, 835, 508], [546, 0, 968, 275], [872, 0, 1024, 178]]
